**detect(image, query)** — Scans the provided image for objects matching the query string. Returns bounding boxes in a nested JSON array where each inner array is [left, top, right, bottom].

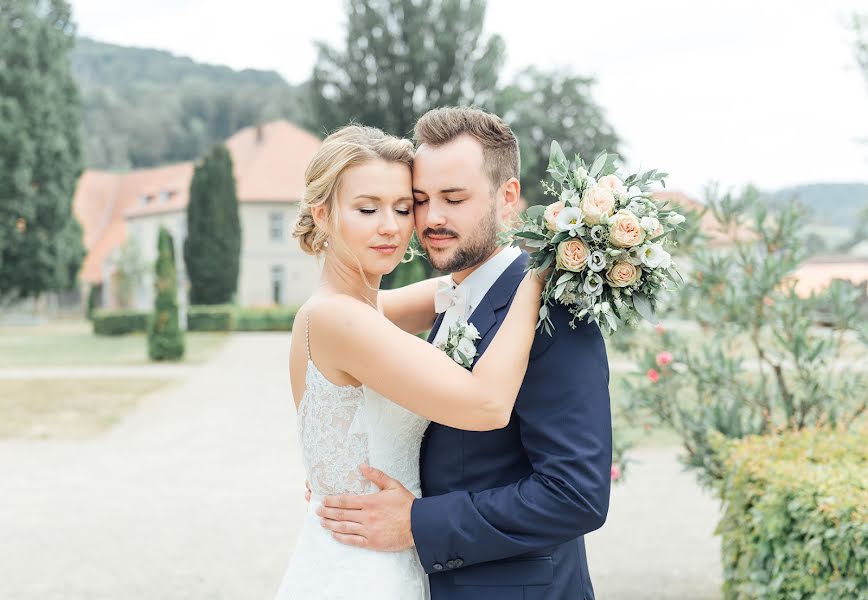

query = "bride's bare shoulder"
[[302, 294, 382, 334]]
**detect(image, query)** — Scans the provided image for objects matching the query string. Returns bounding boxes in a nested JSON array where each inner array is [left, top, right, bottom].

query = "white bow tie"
[[434, 279, 468, 314]]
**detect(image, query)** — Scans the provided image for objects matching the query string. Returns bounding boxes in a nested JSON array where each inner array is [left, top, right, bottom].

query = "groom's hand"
[[316, 464, 415, 551]]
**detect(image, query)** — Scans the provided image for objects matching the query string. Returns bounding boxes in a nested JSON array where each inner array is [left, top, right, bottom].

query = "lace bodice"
[[297, 359, 429, 497]]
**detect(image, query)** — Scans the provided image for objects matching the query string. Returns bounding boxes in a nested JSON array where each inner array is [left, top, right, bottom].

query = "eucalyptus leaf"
[[525, 204, 546, 220], [632, 291, 657, 324], [589, 152, 607, 178]]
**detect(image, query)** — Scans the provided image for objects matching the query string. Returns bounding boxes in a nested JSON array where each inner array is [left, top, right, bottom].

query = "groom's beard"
[[423, 202, 499, 273]]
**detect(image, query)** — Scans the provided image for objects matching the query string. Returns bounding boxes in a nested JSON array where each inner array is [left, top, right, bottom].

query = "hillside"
[[71, 37, 310, 170]]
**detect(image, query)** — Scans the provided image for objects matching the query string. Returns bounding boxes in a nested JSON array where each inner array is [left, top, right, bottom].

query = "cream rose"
[[606, 261, 641, 288], [543, 200, 565, 232], [556, 239, 591, 272], [580, 185, 616, 225], [597, 174, 627, 195], [608, 209, 646, 248], [649, 222, 665, 239]]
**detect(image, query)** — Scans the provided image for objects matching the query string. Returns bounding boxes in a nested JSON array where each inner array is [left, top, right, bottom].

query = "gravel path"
[[0, 332, 722, 599]]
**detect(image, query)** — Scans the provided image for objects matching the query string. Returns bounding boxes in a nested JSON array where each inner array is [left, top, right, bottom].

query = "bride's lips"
[[371, 244, 398, 255]]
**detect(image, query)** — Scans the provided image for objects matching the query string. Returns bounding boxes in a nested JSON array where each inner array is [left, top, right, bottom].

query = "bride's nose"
[[378, 211, 400, 236]]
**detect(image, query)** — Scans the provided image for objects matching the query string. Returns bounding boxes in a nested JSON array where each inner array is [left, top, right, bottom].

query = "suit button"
[[432, 563, 443, 571], [445, 560, 456, 569], [454, 558, 464, 567]]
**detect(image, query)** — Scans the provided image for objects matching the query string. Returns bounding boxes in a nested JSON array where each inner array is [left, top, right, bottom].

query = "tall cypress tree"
[[148, 226, 184, 361], [183, 144, 241, 305], [0, 0, 85, 302]]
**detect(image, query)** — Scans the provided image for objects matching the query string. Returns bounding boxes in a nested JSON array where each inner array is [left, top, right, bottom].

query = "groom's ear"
[[500, 177, 521, 221]]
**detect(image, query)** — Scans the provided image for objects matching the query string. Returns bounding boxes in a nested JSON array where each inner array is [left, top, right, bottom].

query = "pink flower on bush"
[[656, 351, 674, 367], [647, 368, 660, 383], [610, 464, 621, 481], [655, 324, 665, 334]]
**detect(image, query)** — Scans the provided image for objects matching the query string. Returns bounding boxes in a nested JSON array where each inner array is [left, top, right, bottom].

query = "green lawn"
[[0, 320, 228, 367], [0, 378, 172, 439]]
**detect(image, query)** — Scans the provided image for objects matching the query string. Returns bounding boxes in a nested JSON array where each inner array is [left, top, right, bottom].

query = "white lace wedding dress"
[[274, 321, 430, 599]]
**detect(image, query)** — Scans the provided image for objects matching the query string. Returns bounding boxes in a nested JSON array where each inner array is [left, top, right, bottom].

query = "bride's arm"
[[378, 276, 448, 335], [314, 273, 543, 431]]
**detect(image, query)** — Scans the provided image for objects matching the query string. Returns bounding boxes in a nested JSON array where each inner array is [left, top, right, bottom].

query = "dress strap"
[[305, 314, 312, 361]]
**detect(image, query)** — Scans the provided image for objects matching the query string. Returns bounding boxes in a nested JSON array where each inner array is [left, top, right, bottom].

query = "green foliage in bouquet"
[[148, 227, 185, 361], [506, 141, 684, 335], [714, 427, 867, 599], [623, 187, 868, 486]]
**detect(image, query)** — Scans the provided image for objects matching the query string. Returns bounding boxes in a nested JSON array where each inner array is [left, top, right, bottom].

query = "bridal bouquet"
[[506, 141, 686, 336]]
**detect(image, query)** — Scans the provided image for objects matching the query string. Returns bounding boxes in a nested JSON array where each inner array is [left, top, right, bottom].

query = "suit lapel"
[[426, 311, 446, 344], [467, 252, 528, 365]]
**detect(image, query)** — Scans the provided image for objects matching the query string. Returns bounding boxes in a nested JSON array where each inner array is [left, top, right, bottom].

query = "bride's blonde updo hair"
[[293, 125, 415, 256]]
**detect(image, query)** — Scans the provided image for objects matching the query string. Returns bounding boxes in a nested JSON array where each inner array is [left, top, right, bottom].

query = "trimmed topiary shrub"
[[148, 227, 185, 361], [92, 310, 150, 335], [715, 427, 867, 599]]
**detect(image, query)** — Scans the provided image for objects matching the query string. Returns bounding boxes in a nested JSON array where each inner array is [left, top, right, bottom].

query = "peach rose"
[[556, 239, 591, 272], [543, 201, 565, 232], [608, 209, 646, 248], [580, 185, 616, 225], [605, 260, 641, 288], [597, 174, 627, 195]]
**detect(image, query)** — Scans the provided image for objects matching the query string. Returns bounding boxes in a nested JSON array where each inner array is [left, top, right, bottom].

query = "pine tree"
[[0, 0, 85, 302], [183, 144, 241, 304], [148, 226, 184, 361]]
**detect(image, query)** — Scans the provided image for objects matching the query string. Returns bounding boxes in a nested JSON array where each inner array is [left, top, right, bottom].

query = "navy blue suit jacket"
[[410, 252, 612, 600]]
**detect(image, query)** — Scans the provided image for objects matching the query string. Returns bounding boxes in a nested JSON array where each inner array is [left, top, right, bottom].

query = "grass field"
[[0, 378, 172, 439], [0, 320, 229, 367]]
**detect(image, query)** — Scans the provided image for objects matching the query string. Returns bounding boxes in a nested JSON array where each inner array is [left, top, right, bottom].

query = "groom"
[[317, 107, 612, 599]]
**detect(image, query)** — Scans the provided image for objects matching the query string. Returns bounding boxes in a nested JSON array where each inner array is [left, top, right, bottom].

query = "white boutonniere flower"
[[436, 319, 480, 368]]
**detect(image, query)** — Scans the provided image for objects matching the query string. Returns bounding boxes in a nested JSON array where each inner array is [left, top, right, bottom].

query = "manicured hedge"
[[716, 427, 867, 599], [187, 304, 234, 331], [92, 310, 150, 335], [94, 305, 300, 335], [233, 306, 298, 331]]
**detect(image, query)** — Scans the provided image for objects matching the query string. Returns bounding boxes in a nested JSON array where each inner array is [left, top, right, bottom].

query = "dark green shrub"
[[234, 306, 298, 331], [187, 304, 233, 331], [715, 427, 867, 599], [148, 227, 184, 361], [92, 310, 149, 335]]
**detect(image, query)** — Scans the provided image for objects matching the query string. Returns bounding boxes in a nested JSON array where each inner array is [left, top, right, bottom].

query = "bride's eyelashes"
[[358, 207, 413, 216]]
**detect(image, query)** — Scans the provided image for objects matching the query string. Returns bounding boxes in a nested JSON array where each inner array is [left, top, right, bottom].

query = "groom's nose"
[[424, 199, 447, 229]]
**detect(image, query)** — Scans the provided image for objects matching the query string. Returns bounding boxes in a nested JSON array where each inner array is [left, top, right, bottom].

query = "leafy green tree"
[[0, 0, 85, 303], [183, 144, 241, 304], [148, 226, 184, 361], [495, 67, 622, 206], [308, 0, 504, 138]]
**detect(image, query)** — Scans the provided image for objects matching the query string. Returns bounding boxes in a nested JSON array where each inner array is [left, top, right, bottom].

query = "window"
[[269, 211, 285, 242], [271, 265, 285, 305]]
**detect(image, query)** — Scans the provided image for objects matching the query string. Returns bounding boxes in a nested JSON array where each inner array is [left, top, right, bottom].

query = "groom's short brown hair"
[[413, 106, 520, 192]]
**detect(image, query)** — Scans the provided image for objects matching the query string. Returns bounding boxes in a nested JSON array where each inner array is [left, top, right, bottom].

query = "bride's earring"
[[323, 239, 330, 248]]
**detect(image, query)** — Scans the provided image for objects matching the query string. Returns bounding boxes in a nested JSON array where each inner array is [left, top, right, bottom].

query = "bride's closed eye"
[[359, 207, 412, 216]]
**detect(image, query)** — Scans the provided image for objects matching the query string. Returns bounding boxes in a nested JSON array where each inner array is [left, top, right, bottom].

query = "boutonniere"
[[436, 319, 480, 368]]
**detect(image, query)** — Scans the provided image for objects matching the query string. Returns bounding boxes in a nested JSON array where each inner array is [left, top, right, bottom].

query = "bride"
[[274, 124, 542, 599]]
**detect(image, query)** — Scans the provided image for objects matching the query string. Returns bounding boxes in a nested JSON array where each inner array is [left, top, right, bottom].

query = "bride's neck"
[[317, 255, 381, 307]]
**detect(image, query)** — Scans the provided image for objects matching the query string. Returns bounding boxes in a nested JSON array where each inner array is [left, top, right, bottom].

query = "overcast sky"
[[71, 0, 868, 198]]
